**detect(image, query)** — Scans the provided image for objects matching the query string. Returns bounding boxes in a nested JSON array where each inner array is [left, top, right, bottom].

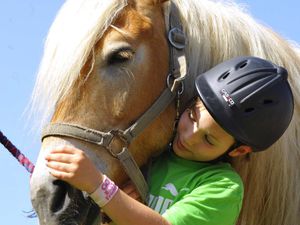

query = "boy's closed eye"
[[204, 134, 215, 146]]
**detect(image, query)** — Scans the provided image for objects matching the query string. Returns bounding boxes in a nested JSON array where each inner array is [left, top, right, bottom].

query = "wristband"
[[89, 175, 119, 207]]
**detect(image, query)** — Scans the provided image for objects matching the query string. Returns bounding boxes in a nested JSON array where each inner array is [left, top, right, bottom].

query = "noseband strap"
[[43, 123, 116, 148], [42, 1, 186, 204]]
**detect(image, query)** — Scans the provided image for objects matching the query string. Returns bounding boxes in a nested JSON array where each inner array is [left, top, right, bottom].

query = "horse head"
[[30, 0, 181, 224]]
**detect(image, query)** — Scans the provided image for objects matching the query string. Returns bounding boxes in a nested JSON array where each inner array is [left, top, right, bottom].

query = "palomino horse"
[[30, 0, 300, 225]]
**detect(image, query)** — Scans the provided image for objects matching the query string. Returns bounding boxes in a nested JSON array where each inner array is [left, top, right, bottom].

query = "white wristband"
[[89, 175, 119, 207]]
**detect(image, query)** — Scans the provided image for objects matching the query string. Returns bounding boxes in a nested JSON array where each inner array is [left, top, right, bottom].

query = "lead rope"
[[0, 130, 35, 174], [0, 130, 37, 218]]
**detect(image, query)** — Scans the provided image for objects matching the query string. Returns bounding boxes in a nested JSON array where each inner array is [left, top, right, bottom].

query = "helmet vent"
[[238, 61, 248, 69], [245, 107, 255, 113], [221, 71, 230, 80]]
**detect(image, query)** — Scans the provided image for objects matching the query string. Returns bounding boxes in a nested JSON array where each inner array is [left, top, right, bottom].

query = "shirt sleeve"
[[162, 172, 243, 225]]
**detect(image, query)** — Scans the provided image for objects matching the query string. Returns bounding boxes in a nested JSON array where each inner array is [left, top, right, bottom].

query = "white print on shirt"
[[161, 183, 190, 196], [162, 183, 178, 196], [148, 194, 173, 214], [148, 183, 191, 214]]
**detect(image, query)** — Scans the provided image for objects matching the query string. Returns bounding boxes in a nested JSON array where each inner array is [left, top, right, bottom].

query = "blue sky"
[[0, 1, 299, 224]]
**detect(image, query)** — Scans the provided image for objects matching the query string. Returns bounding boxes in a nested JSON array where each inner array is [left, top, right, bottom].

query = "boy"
[[45, 56, 294, 225]]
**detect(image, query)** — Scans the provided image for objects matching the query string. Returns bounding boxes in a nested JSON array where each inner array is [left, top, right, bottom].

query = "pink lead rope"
[[0, 130, 35, 174]]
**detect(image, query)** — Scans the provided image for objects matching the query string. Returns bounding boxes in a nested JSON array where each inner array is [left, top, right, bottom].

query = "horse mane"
[[29, 0, 128, 125], [170, 0, 300, 224]]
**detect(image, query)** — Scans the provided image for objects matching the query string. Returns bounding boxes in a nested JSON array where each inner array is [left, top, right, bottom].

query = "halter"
[[42, 2, 187, 204]]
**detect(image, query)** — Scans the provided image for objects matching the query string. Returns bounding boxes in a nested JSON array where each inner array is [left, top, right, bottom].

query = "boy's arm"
[[103, 188, 170, 225], [45, 145, 171, 225]]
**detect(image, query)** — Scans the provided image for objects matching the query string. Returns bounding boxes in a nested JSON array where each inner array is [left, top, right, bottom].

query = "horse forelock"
[[29, 0, 128, 127]]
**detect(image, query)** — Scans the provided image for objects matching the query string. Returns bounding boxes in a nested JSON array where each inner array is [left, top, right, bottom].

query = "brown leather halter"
[[41, 2, 187, 204]]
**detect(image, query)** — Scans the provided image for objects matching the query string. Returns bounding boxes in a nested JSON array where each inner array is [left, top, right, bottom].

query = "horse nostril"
[[50, 180, 70, 213]]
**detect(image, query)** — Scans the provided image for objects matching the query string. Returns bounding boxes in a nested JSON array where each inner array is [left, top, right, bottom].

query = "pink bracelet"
[[89, 175, 119, 207]]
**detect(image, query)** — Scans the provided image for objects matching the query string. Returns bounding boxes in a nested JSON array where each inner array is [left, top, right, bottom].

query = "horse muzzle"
[[31, 172, 101, 225], [30, 141, 101, 225]]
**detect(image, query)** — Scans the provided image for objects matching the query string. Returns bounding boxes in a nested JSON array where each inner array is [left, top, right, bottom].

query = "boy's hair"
[[195, 56, 294, 151]]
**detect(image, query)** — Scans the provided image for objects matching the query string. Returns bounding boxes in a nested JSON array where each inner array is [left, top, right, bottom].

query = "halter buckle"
[[167, 73, 185, 94]]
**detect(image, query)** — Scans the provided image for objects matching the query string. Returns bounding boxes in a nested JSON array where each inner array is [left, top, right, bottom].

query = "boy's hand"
[[122, 181, 142, 202], [45, 146, 103, 194]]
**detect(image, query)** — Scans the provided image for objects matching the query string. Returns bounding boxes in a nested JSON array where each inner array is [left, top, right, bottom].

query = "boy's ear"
[[228, 145, 252, 157]]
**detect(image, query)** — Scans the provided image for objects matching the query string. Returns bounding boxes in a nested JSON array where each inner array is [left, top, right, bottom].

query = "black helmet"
[[195, 56, 294, 151]]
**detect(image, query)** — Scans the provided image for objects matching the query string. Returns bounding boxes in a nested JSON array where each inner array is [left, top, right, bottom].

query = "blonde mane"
[[171, 0, 300, 224], [30, 0, 127, 125]]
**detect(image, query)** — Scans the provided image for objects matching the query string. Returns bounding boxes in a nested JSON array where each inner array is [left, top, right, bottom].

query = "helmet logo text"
[[221, 89, 235, 107]]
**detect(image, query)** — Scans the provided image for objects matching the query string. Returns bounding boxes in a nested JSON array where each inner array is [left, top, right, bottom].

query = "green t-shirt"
[[148, 150, 243, 225]]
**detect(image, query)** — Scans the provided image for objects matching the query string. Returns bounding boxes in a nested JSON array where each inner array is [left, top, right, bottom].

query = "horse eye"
[[107, 47, 134, 65]]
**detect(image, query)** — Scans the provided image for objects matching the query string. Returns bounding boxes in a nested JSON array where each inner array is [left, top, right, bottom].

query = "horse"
[[29, 0, 300, 225]]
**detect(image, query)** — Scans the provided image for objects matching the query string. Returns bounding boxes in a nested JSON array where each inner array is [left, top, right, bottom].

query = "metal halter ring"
[[168, 27, 186, 50], [167, 73, 173, 89], [106, 130, 129, 157]]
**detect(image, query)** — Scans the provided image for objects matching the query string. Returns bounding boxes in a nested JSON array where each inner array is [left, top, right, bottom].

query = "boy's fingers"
[[45, 153, 73, 163], [46, 160, 73, 173], [125, 190, 141, 201], [122, 184, 134, 192], [121, 182, 141, 200], [48, 168, 73, 180], [49, 145, 81, 154], [130, 191, 141, 200], [122, 180, 135, 189]]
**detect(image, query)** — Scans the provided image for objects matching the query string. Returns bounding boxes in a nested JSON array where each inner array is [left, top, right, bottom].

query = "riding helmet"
[[195, 56, 294, 151]]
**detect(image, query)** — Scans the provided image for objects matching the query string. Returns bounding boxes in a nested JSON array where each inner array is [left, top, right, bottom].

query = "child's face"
[[173, 99, 235, 161]]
